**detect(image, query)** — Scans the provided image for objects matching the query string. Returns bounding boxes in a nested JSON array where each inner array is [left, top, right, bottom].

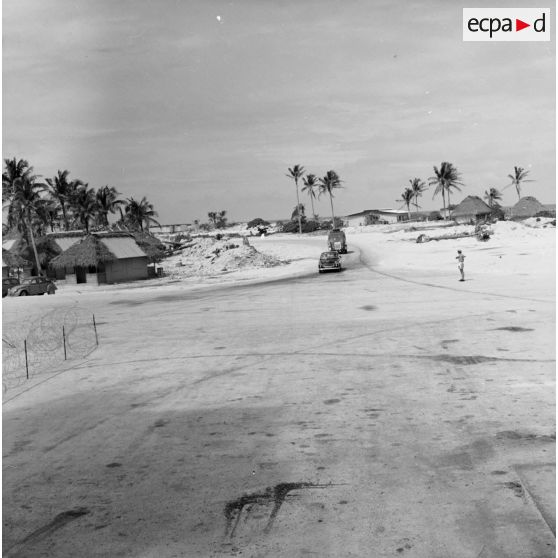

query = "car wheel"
[[19, 291, 28, 296]]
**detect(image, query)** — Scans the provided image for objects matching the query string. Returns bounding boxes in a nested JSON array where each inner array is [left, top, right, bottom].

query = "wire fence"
[[2, 306, 99, 393]]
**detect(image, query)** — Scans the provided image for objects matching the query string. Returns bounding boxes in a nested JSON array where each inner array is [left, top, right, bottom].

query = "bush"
[[174, 233, 191, 243], [535, 210, 556, 218], [281, 220, 301, 233], [302, 220, 320, 233], [319, 218, 343, 230], [247, 218, 270, 229]]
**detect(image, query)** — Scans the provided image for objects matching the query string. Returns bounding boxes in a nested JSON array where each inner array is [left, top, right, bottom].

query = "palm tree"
[[484, 187, 503, 208], [507, 166, 533, 201], [217, 210, 227, 228], [409, 178, 427, 217], [429, 162, 464, 220], [3, 158, 34, 201], [45, 170, 77, 230], [72, 183, 97, 233], [286, 165, 305, 234], [10, 174, 46, 274], [318, 170, 343, 228], [95, 185, 124, 227], [397, 187, 414, 220], [301, 173, 319, 219], [3, 158, 36, 231], [125, 196, 160, 232]]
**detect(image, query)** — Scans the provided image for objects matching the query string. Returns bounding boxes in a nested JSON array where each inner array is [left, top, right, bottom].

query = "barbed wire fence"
[[3, 306, 99, 394]]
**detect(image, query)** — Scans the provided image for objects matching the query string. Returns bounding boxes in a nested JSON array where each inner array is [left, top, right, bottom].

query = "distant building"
[[451, 196, 492, 223], [370, 209, 410, 224], [155, 223, 192, 234], [344, 210, 375, 227], [344, 209, 409, 226]]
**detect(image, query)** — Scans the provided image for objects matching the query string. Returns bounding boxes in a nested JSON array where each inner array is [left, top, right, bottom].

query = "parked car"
[[7, 276, 57, 297], [327, 229, 347, 253], [2, 277, 20, 297], [318, 251, 342, 273]]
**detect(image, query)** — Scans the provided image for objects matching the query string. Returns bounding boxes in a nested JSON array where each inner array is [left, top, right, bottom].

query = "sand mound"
[[162, 237, 285, 278]]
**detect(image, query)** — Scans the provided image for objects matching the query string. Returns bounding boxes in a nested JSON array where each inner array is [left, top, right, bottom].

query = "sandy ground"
[[2, 220, 555, 557]]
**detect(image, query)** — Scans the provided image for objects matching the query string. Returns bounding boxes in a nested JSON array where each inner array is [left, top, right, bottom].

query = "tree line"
[[396, 162, 534, 220], [286, 166, 343, 234], [2, 157, 160, 274]]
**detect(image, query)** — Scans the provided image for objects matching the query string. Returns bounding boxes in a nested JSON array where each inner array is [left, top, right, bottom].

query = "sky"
[[2, 0, 555, 224]]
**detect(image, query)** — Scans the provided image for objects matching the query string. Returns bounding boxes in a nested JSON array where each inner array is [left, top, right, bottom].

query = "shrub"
[[535, 210, 556, 218], [247, 218, 270, 229], [302, 220, 320, 233], [281, 220, 301, 233]]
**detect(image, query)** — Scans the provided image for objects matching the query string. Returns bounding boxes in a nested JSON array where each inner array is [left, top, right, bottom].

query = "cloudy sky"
[[3, 0, 555, 223]]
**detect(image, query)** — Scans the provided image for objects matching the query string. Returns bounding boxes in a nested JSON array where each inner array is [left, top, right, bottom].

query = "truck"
[[327, 229, 347, 254]]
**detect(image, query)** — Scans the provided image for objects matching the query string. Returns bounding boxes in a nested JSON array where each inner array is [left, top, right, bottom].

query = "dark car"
[[2, 277, 20, 297], [318, 251, 342, 273], [7, 276, 57, 297], [327, 229, 347, 253]]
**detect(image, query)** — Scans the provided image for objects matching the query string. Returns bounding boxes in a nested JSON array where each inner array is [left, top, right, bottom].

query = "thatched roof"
[[2, 248, 29, 268], [132, 232, 165, 262], [50, 235, 117, 269], [451, 196, 492, 217], [20, 236, 63, 266], [510, 196, 544, 218]]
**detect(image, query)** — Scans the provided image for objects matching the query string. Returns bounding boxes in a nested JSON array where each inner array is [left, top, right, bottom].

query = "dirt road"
[[3, 243, 555, 557]]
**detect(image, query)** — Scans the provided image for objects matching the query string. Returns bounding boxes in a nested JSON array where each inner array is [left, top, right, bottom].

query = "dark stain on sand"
[[494, 326, 534, 332], [360, 305, 377, 311], [9, 508, 90, 554], [323, 399, 341, 405], [224, 482, 329, 538]]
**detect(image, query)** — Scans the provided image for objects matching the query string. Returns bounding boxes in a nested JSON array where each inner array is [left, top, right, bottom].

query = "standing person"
[[456, 249, 465, 281]]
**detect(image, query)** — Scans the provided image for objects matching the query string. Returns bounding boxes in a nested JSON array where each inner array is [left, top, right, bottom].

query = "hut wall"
[[86, 273, 100, 285], [65, 273, 78, 285], [105, 257, 148, 283]]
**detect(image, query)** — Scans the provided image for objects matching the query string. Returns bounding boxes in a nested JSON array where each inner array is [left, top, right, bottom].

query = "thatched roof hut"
[[451, 196, 492, 221], [510, 196, 545, 219], [2, 248, 29, 268], [50, 235, 116, 269]]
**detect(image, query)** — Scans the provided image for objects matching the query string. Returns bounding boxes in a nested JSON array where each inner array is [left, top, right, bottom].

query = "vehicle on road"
[[2, 277, 20, 297], [7, 276, 57, 297], [327, 229, 347, 253], [318, 251, 342, 273]]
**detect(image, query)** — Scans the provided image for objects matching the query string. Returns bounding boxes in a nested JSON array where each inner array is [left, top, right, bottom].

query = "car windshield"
[[321, 252, 338, 259]]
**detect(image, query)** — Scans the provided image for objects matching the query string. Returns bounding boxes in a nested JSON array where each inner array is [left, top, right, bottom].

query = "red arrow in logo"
[[516, 18, 530, 31]]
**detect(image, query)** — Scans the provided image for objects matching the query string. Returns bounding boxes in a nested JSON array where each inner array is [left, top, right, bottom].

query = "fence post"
[[93, 314, 98, 346], [24, 339, 29, 380], [62, 326, 67, 360]]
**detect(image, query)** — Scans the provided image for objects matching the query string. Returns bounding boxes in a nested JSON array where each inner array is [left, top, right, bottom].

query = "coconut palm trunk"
[[328, 195, 336, 227], [309, 195, 316, 220], [295, 179, 302, 234], [24, 213, 41, 275]]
